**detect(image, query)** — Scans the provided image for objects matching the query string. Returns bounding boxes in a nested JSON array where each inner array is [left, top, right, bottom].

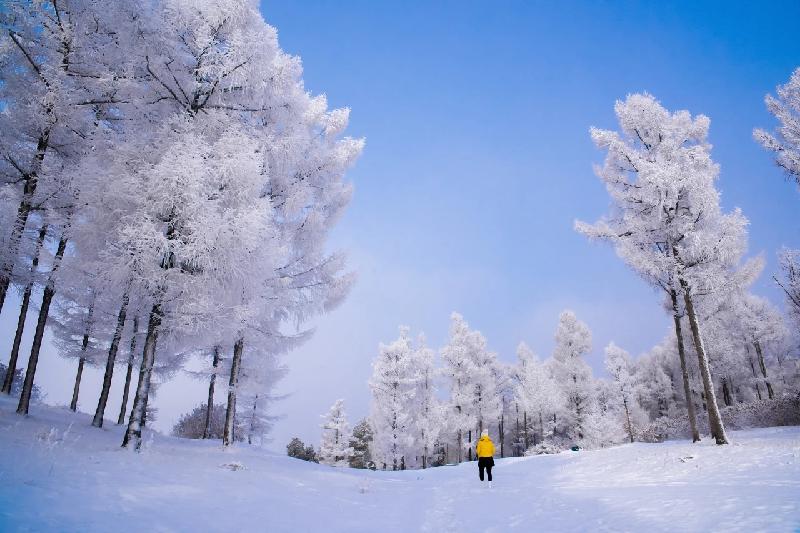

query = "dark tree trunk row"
[[117, 315, 139, 425], [122, 304, 162, 450], [680, 279, 729, 445], [93, 291, 130, 427], [2, 224, 48, 394], [223, 337, 244, 447], [0, 132, 50, 315], [669, 287, 701, 442], [17, 235, 68, 416]]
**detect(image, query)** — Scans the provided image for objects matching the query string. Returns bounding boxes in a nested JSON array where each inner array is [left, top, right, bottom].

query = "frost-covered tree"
[[318, 399, 353, 467], [369, 328, 416, 470], [411, 335, 440, 468], [237, 346, 287, 446], [514, 342, 561, 448], [0, 0, 132, 315], [755, 67, 800, 182], [776, 250, 800, 331], [440, 313, 502, 462], [549, 311, 595, 443], [576, 93, 753, 445], [604, 343, 641, 443]]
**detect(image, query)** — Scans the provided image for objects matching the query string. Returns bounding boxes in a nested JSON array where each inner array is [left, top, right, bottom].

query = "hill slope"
[[1, 396, 798, 532]]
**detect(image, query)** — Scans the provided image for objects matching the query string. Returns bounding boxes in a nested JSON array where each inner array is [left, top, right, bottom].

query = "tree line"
[[305, 76, 800, 470]]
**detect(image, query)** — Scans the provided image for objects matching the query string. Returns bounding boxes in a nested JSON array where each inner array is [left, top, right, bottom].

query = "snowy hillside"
[[1, 397, 798, 532]]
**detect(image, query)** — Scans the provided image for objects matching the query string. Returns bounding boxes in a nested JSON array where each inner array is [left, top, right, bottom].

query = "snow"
[[1, 396, 798, 532]]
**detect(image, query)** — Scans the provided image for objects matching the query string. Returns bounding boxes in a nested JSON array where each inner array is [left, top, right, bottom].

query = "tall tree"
[[576, 93, 753, 444], [549, 310, 595, 443], [604, 343, 640, 443], [369, 328, 415, 470], [440, 313, 502, 462]]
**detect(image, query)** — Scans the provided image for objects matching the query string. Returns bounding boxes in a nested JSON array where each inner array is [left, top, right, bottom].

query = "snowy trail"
[[1, 397, 799, 532]]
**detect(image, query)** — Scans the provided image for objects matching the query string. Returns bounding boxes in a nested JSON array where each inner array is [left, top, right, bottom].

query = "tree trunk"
[[2, 224, 47, 395], [467, 429, 472, 461], [92, 292, 130, 427], [623, 397, 634, 443], [0, 133, 50, 315], [122, 304, 162, 450], [117, 315, 139, 425], [248, 394, 258, 445], [523, 410, 528, 450], [721, 378, 732, 407], [202, 346, 221, 439], [16, 235, 67, 416], [753, 341, 774, 400], [70, 358, 86, 412], [70, 302, 95, 412], [680, 280, 729, 445], [223, 337, 244, 447], [499, 412, 505, 458], [515, 403, 520, 456], [669, 288, 701, 442]]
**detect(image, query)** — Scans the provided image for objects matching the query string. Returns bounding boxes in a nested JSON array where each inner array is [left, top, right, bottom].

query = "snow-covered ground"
[[1, 396, 798, 532]]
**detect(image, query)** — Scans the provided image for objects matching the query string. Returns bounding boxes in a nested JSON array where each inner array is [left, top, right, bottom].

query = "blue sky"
[[2, 1, 798, 450], [259, 0, 800, 448]]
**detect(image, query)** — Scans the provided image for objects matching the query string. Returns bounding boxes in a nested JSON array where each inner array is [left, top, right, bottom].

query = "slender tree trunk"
[[680, 280, 729, 445], [669, 288, 701, 442], [93, 292, 130, 427], [457, 429, 462, 463], [117, 315, 139, 425], [721, 378, 732, 407], [70, 358, 86, 412], [515, 403, 520, 456], [539, 412, 544, 443], [141, 381, 151, 428], [122, 304, 162, 450], [223, 337, 244, 447], [16, 235, 67, 416], [468, 429, 472, 461], [499, 412, 505, 458], [747, 352, 763, 400], [0, 133, 50, 315], [753, 341, 774, 400], [523, 410, 528, 450], [202, 346, 221, 439], [70, 302, 95, 412], [623, 397, 634, 443], [2, 225, 47, 395], [248, 394, 258, 445]]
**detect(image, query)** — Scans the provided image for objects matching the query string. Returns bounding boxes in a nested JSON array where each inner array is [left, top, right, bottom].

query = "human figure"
[[476, 428, 495, 487]]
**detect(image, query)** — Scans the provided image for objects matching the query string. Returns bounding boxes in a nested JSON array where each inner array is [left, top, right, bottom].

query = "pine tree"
[[549, 311, 595, 444], [319, 399, 353, 467], [369, 328, 416, 470], [349, 419, 374, 469]]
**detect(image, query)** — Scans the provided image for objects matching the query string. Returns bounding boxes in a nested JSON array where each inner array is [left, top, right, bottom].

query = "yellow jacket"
[[476, 435, 495, 458]]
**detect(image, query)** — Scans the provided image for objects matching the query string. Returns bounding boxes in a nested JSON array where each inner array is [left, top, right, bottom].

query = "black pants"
[[478, 457, 494, 481]]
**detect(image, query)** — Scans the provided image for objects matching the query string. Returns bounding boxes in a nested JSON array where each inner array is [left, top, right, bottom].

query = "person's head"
[[481, 429, 489, 438]]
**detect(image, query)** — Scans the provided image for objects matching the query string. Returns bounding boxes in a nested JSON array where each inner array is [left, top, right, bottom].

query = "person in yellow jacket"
[[475, 429, 495, 486]]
